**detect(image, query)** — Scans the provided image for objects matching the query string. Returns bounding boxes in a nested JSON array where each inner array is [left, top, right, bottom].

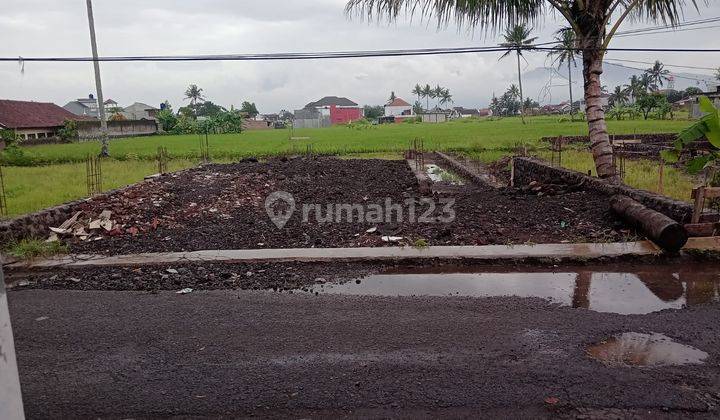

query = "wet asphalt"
[[8, 290, 720, 419]]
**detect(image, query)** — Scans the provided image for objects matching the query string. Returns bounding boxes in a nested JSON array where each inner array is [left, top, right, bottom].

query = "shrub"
[[57, 120, 79, 143], [0, 145, 34, 166]]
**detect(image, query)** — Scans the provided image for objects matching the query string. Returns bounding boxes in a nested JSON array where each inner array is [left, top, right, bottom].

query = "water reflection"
[[309, 266, 720, 315], [587, 332, 708, 367]]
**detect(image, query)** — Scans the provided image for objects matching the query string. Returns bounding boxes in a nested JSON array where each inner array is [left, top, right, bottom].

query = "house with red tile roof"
[[0, 99, 85, 140], [384, 97, 414, 119]]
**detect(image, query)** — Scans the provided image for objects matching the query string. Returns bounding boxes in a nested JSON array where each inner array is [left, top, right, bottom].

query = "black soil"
[[67, 157, 632, 254]]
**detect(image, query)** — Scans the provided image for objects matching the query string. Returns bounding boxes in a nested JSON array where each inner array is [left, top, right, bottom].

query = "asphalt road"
[[8, 290, 720, 419]]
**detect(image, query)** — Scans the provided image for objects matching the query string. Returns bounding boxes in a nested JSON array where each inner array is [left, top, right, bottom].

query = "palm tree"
[[388, 91, 397, 104], [645, 60, 671, 91], [625, 75, 645, 103], [184, 84, 205, 117], [547, 27, 579, 120], [609, 86, 629, 107], [439, 88, 453, 107], [412, 84, 423, 103], [346, 0, 707, 182], [499, 24, 537, 124], [639, 73, 653, 93], [508, 84, 520, 100], [421, 84, 433, 111], [433, 84, 444, 108]]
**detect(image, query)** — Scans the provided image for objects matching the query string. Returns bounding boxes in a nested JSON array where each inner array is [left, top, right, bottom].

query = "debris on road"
[[176, 288, 193, 295]]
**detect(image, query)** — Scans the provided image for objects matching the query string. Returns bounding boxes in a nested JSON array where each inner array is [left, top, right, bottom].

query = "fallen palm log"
[[610, 195, 688, 252]]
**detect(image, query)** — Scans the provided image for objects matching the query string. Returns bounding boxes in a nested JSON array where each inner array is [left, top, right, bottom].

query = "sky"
[[1, 0, 719, 113]]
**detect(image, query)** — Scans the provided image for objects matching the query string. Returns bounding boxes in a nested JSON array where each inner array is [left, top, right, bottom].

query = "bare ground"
[[65, 157, 633, 255]]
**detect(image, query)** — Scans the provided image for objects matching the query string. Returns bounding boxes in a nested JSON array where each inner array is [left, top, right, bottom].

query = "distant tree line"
[[155, 84, 260, 134]]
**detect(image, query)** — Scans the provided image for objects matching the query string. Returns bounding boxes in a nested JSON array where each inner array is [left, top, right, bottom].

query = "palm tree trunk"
[[568, 60, 574, 122], [516, 51, 525, 124], [581, 38, 618, 183]]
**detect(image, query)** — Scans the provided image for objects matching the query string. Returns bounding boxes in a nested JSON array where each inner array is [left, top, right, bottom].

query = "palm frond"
[[345, 0, 546, 33]]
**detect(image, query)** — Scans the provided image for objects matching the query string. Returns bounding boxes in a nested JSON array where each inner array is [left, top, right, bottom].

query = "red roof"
[[386, 98, 411, 107], [0, 99, 86, 129]]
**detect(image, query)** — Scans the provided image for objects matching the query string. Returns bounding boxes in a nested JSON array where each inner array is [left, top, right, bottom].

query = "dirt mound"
[[66, 157, 633, 254]]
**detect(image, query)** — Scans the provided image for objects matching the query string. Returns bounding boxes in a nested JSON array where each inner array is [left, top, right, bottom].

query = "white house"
[[384, 98, 413, 117]]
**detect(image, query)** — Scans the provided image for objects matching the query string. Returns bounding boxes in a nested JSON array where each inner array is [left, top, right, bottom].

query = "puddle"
[[306, 265, 720, 315], [425, 164, 464, 184], [587, 333, 708, 367]]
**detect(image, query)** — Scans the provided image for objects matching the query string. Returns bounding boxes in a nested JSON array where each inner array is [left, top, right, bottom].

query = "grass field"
[[17, 116, 692, 165], [0, 116, 696, 218], [535, 149, 696, 202], [2, 159, 199, 217]]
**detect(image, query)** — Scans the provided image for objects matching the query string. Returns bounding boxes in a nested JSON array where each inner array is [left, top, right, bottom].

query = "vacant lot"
[[47, 157, 633, 256], [0, 117, 695, 217]]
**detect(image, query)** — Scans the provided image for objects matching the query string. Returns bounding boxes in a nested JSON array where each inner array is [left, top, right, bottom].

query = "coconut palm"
[[421, 84, 433, 111], [184, 84, 205, 117], [412, 84, 423, 103], [388, 91, 397, 103], [345, 0, 707, 182], [547, 27, 579, 120], [640, 73, 654, 93], [645, 60, 671, 91], [433, 84, 444, 108], [499, 24, 537, 124], [609, 86, 629, 107], [439, 88, 453, 107], [508, 84, 520, 100], [625, 75, 645, 102]]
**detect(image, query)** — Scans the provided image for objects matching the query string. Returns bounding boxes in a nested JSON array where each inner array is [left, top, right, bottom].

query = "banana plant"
[[662, 96, 720, 173]]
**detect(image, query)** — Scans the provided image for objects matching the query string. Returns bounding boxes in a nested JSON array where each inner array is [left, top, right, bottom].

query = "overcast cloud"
[[1, 0, 719, 112]]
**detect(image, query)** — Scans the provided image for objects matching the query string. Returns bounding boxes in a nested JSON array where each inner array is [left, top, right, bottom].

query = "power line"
[[5, 45, 720, 63], [602, 61, 715, 85], [614, 16, 720, 36], [614, 24, 720, 38], [603, 58, 718, 72]]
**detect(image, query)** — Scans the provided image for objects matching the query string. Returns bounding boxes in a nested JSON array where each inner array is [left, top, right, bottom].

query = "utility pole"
[[86, 0, 109, 157], [0, 265, 25, 420]]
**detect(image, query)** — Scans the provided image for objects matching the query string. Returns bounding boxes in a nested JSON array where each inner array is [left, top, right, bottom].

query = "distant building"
[[293, 108, 330, 129], [64, 94, 101, 118], [539, 102, 570, 115], [0, 99, 85, 140], [575, 93, 610, 113], [242, 120, 272, 130], [420, 112, 447, 124], [303, 96, 362, 125], [689, 85, 720, 119], [384, 98, 413, 118], [450, 107, 492, 119], [121, 102, 159, 121]]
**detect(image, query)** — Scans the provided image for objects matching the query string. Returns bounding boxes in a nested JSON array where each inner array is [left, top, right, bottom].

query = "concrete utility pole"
[[0, 265, 25, 420], [86, 0, 109, 157]]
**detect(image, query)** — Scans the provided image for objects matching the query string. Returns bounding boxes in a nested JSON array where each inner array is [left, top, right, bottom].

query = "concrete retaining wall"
[[76, 120, 158, 139], [512, 157, 695, 223], [0, 167, 196, 243], [541, 133, 678, 145]]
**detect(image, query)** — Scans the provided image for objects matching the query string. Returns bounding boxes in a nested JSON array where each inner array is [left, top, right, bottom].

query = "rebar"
[[551, 136, 563, 167], [199, 129, 210, 163], [157, 146, 169, 174], [85, 153, 102, 196], [0, 166, 8, 217]]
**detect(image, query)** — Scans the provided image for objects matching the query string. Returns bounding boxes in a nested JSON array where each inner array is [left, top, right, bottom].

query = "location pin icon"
[[265, 191, 295, 229]]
